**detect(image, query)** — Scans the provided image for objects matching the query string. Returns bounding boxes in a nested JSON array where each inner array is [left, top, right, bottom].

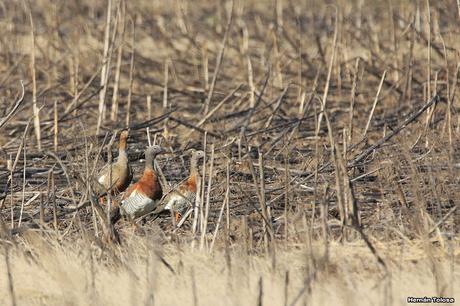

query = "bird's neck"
[[187, 158, 200, 192], [145, 153, 155, 171], [187, 172, 198, 192], [190, 157, 199, 175], [117, 148, 128, 163], [119, 138, 127, 151]]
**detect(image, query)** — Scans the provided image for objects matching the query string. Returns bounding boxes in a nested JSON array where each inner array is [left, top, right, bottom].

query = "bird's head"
[[189, 148, 205, 159], [146, 145, 164, 157], [119, 130, 129, 141]]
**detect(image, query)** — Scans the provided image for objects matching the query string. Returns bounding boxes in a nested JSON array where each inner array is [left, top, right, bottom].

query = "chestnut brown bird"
[[152, 149, 205, 222], [117, 145, 164, 220], [95, 130, 132, 197]]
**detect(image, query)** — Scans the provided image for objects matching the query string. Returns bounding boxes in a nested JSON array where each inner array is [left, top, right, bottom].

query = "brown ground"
[[0, 0, 459, 305]]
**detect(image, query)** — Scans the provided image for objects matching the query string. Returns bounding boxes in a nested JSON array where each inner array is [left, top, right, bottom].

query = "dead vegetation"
[[0, 0, 460, 305]]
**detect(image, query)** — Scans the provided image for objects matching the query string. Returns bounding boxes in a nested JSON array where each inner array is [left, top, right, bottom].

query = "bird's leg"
[[175, 212, 181, 223]]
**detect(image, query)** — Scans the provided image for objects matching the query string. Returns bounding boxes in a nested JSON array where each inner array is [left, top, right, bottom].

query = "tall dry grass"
[[0, 0, 459, 305]]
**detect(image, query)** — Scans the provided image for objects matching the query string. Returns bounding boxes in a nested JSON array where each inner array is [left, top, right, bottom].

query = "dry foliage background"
[[0, 0, 459, 305]]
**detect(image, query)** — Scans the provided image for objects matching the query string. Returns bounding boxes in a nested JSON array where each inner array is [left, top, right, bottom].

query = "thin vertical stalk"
[[200, 144, 214, 251], [97, 0, 113, 134], [111, 0, 126, 121], [316, 6, 338, 134], [126, 18, 135, 128], [163, 59, 169, 110], [26, 1, 41, 150], [363, 70, 386, 137], [54, 100, 58, 152]]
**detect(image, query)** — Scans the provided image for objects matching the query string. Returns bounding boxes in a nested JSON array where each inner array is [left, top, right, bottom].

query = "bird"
[[95, 129, 132, 197], [114, 145, 164, 222], [152, 149, 205, 223]]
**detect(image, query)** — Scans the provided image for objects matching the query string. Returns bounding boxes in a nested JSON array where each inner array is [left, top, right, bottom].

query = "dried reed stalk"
[[316, 6, 338, 134], [111, 0, 126, 121], [200, 144, 215, 251], [126, 18, 135, 128], [26, 2, 41, 150], [363, 70, 386, 137], [203, 0, 234, 114], [97, 0, 113, 134]]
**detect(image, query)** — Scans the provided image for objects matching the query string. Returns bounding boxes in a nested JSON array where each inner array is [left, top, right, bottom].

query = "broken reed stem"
[[111, 0, 126, 122], [243, 24, 255, 108], [18, 140, 27, 227], [457, 0, 460, 21], [97, 0, 113, 135], [200, 144, 215, 251], [26, 1, 41, 151], [106, 142, 113, 226], [351, 95, 439, 166], [316, 6, 338, 134], [7, 122, 30, 227], [284, 151, 289, 241], [181, 84, 242, 143], [0, 81, 25, 130], [202, 41, 209, 90], [324, 107, 346, 237], [210, 184, 227, 252], [48, 170, 57, 231], [258, 148, 271, 249], [39, 193, 45, 225], [163, 59, 169, 109], [426, 0, 431, 99], [54, 100, 58, 151], [349, 58, 359, 142], [363, 70, 386, 137], [225, 161, 230, 235], [203, 0, 234, 114], [199, 133, 207, 235], [126, 17, 135, 128], [147, 95, 152, 120]]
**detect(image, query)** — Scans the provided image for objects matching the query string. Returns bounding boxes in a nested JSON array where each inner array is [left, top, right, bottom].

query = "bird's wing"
[[121, 189, 155, 218]]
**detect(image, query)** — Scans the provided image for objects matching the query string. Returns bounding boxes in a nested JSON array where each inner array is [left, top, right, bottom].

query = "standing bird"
[[115, 145, 164, 222], [95, 130, 132, 197], [153, 149, 205, 222]]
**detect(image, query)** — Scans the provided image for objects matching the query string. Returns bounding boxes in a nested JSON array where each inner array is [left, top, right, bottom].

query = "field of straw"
[[1, 0, 460, 305]]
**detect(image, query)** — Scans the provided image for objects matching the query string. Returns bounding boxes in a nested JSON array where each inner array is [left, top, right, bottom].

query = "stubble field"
[[0, 1, 459, 305]]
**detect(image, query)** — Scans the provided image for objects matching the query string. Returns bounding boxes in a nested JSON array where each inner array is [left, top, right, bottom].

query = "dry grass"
[[1, 233, 458, 306], [1, 0, 460, 305]]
